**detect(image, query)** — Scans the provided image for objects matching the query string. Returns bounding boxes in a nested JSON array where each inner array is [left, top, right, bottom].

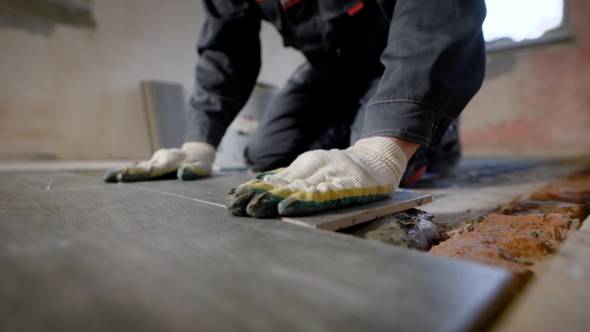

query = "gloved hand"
[[101, 142, 216, 182], [227, 137, 407, 217]]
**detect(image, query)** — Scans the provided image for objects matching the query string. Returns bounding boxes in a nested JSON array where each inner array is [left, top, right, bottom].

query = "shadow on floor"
[[406, 158, 547, 189]]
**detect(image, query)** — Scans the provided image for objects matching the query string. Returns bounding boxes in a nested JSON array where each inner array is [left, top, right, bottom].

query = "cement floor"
[[409, 157, 588, 227], [0, 157, 588, 331]]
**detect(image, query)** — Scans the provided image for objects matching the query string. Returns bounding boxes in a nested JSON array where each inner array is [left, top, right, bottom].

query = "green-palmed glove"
[[227, 137, 408, 217], [101, 142, 215, 182]]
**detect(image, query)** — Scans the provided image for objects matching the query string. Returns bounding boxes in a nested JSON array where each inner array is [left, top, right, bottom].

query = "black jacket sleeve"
[[363, 0, 487, 149], [185, 0, 262, 147]]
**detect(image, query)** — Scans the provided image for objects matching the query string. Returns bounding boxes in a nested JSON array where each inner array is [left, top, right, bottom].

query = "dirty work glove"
[[227, 137, 407, 217], [101, 142, 215, 182]]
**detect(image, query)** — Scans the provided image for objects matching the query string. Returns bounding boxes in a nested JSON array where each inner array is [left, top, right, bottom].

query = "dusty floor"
[[0, 164, 516, 332], [1, 157, 589, 331]]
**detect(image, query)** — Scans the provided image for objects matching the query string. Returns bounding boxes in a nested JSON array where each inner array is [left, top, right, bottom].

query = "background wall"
[[0, 0, 304, 160], [461, 0, 590, 157], [1, 0, 588, 161]]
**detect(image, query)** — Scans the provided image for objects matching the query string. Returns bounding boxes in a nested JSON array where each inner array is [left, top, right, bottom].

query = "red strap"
[[403, 165, 428, 186], [347, 1, 364, 16], [282, 0, 302, 10]]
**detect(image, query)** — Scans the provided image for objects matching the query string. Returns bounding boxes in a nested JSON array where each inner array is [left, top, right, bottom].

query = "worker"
[[102, 0, 487, 218]]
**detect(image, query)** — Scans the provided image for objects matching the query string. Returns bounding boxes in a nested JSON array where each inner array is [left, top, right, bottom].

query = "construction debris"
[[341, 208, 441, 251]]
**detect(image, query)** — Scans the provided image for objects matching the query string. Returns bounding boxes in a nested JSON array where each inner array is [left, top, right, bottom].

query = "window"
[[483, 0, 569, 52]]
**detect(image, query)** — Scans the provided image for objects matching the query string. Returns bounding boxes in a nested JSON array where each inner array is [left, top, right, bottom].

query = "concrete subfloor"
[[1, 157, 589, 331], [409, 157, 589, 228]]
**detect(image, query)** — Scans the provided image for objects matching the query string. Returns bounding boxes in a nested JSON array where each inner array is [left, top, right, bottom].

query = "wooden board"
[[0, 170, 514, 332], [129, 174, 432, 231]]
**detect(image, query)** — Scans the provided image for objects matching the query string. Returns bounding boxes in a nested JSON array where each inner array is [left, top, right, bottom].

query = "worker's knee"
[[245, 138, 293, 172]]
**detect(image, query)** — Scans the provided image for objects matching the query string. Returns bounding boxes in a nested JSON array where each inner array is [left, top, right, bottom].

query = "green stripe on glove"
[[227, 137, 407, 217], [101, 166, 178, 183], [101, 142, 215, 183]]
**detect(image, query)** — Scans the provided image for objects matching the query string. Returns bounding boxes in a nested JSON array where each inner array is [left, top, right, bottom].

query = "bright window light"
[[483, 0, 564, 42]]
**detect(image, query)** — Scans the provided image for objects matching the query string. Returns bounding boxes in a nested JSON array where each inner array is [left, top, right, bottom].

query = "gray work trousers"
[[245, 62, 461, 175]]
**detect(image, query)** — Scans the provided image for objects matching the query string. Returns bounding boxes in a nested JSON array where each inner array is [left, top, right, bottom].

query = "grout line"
[[138, 186, 226, 208], [279, 217, 316, 228]]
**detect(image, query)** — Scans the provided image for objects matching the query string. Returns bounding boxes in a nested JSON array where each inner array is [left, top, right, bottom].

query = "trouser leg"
[[245, 62, 367, 172], [247, 61, 462, 176]]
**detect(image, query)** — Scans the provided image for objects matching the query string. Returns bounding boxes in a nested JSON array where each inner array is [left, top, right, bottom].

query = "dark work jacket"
[[186, 0, 487, 149]]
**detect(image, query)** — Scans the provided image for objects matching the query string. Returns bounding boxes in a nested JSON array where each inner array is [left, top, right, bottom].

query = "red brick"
[[532, 177, 590, 204], [430, 232, 533, 285], [495, 236, 555, 261], [475, 214, 572, 244], [505, 199, 587, 220]]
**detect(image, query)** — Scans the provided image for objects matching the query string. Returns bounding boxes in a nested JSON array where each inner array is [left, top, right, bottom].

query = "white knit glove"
[[101, 142, 216, 182], [227, 137, 408, 217]]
